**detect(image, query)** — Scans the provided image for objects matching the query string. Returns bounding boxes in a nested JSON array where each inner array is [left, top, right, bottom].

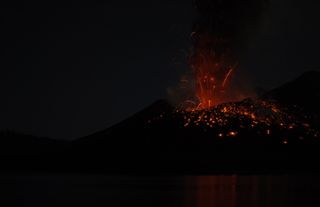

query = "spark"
[[222, 68, 233, 88], [172, 98, 319, 141]]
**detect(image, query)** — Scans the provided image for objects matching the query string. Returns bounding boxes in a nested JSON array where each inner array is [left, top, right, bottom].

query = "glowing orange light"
[[190, 36, 237, 109], [228, 131, 237, 137]]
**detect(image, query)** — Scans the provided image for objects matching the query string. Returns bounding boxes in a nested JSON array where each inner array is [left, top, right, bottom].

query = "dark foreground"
[[0, 133, 320, 174], [2, 174, 320, 207]]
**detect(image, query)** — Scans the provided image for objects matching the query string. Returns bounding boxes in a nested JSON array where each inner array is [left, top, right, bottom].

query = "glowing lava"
[[189, 35, 237, 109], [146, 99, 320, 144], [174, 99, 320, 142]]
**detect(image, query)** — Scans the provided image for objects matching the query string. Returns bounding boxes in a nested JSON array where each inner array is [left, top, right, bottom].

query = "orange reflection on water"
[[184, 175, 293, 207]]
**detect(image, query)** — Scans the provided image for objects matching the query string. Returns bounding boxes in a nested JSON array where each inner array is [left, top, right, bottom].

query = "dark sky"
[[1, 0, 320, 140]]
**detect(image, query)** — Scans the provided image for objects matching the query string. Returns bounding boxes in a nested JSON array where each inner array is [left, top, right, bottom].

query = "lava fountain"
[[189, 34, 237, 109], [185, 0, 269, 110]]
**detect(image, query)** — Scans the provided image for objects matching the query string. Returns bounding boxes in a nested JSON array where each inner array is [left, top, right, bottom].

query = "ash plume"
[[191, 0, 269, 53]]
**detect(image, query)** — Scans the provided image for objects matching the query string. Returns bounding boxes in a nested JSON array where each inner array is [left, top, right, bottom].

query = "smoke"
[[192, 0, 269, 52]]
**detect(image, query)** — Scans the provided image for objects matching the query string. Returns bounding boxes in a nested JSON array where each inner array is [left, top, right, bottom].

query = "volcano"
[[69, 71, 320, 173], [1, 71, 320, 173]]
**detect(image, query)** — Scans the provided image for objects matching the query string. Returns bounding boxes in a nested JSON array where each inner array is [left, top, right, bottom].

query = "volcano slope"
[[1, 71, 320, 173], [71, 71, 320, 173]]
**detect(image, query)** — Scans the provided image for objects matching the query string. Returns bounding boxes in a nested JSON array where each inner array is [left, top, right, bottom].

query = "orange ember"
[[190, 35, 237, 109]]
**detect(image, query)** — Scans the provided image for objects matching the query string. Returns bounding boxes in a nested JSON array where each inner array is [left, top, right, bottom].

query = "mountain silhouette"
[[70, 71, 320, 173], [1, 71, 320, 173], [262, 70, 320, 113]]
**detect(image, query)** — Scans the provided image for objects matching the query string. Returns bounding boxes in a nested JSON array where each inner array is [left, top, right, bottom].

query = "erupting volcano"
[[164, 0, 320, 143], [2, 0, 320, 174]]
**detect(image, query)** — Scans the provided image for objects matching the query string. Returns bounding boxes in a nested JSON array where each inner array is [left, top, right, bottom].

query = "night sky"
[[1, 0, 320, 140]]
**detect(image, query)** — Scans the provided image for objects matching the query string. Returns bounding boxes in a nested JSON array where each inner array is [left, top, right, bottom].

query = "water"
[[185, 175, 320, 207], [2, 174, 320, 207]]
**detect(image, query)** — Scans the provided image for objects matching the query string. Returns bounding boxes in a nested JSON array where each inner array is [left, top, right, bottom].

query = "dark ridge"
[[262, 70, 320, 113], [75, 99, 173, 144], [0, 130, 69, 156]]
